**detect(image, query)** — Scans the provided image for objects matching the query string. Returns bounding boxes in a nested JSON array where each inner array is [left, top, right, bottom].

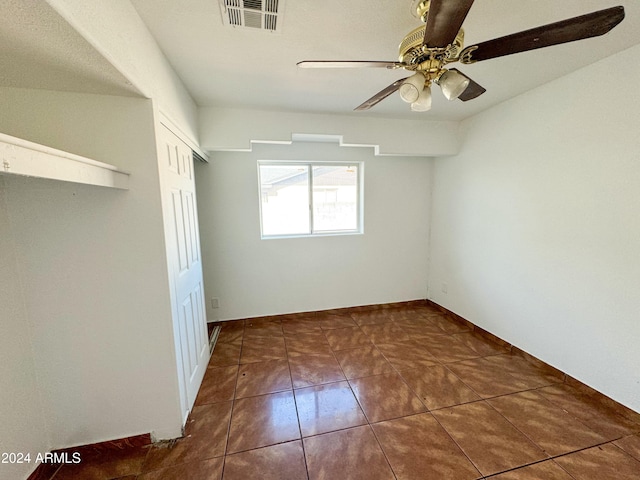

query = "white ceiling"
[[1, 1, 638, 121], [0, 0, 142, 97], [129, 0, 640, 121]]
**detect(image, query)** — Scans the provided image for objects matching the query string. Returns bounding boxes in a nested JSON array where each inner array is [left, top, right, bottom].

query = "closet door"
[[158, 123, 208, 423]]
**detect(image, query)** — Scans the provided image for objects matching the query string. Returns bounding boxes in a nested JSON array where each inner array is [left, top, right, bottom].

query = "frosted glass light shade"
[[439, 70, 470, 101], [399, 73, 425, 103], [411, 86, 432, 112]]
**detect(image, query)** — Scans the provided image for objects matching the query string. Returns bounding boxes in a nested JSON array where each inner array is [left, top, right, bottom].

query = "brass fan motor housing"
[[398, 26, 465, 69], [412, 0, 431, 22], [400, 0, 465, 71]]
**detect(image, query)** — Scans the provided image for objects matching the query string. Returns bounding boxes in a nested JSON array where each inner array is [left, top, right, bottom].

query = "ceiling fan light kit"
[[411, 86, 432, 112], [298, 1, 625, 112], [437, 69, 470, 101], [399, 72, 426, 103]]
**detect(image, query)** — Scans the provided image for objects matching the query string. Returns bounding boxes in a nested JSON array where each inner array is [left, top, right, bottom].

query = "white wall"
[[199, 107, 460, 156], [46, 0, 199, 143], [0, 178, 50, 480], [196, 141, 432, 320], [428, 44, 640, 412], [0, 87, 183, 453]]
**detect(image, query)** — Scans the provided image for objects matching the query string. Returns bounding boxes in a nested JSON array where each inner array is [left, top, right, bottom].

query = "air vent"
[[219, 0, 285, 33]]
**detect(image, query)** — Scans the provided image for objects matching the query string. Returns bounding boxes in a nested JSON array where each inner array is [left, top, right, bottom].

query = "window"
[[258, 161, 363, 238]]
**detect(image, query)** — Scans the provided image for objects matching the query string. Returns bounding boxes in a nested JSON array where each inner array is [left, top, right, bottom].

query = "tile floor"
[[46, 304, 640, 479]]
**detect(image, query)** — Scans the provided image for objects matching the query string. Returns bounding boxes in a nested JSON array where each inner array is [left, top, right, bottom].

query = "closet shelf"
[[0, 132, 129, 189]]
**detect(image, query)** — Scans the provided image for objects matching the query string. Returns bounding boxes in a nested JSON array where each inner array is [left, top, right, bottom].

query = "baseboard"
[[214, 298, 639, 423], [29, 299, 639, 478], [425, 300, 640, 424], [26, 433, 151, 480], [214, 299, 431, 324]]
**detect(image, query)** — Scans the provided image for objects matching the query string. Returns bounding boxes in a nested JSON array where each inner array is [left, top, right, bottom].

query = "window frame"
[[257, 160, 364, 239]]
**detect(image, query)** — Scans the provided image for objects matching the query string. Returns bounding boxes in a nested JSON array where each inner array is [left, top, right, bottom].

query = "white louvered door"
[[158, 123, 208, 424]]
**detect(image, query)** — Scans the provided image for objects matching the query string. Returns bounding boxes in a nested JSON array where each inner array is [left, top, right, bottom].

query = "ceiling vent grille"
[[220, 0, 284, 33]]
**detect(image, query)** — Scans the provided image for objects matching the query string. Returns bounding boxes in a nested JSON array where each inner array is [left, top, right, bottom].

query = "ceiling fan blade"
[[354, 77, 410, 111], [297, 60, 405, 69], [460, 6, 625, 63], [449, 68, 486, 101], [423, 0, 475, 48]]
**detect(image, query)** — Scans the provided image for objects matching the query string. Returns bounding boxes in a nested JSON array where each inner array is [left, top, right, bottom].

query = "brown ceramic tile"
[[373, 413, 481, 480], [452, 332, 509, 356], [227, 391, 300, 454], [288, 352, 346, 388], [235, 359, 292, 398], [243, 318, 283, 338], [432, 401, 547, 476], [333, 345, 394, 379], [50, 445, 149, 479], [360, 323, 410, 344], [563, 380, 640, 427], [138, 457, 223, 480], [285, 332, 333, 357], [218, 319, 245, 330], [315, 313, 357, 330], [538, 384, 639, 440], [239, 336, 286, 364], [488, 391, 609, 456], [447, 358, 539, 398], [399, 365, 481, 410], [483, 354, 563, 387], [473, 326, 512, 350], [303, 425, 395, 480], [554, 443, 640, 480], [53, 434, 152, 459], [616, 434, 640, 461], [271, 312, 315, 322], [395, 317, 449, 336], [323, 326, 372, 351], [142, 402, 232, 472], [419, 304, 446, 316], [58, 303, 640, 480], [382, 308, 434, 323], [349, 372, 426, 423], [428, 314, 471, 333], [375, 341, 438, 371], [244, 317, 281, 327], [195, 365, 238, 405], [416, 334, 480, 363], [281, 317, 322, 335], [350, 310, 394, 326], [216, 328, 243, 345], [489, 460, 574, 480], [27, 462, 61, 480], [222, 441, 307, 480], [295, 381, 367, 437], [209, 342, 241, 367], [510, 347, 566, 380]]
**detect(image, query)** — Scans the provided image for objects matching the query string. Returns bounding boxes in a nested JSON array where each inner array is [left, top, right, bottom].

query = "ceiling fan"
[[297, 0, 625, 112]]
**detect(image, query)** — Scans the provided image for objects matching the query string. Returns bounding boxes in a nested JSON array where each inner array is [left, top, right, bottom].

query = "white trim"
[[158, 111, 210, 162], [0, 132, 129, 189], [257, 160, 364, 239]]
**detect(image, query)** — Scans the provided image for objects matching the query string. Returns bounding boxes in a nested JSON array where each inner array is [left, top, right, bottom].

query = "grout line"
[[205, 305, 637, 479], [427, 408, 485, 478], [218, 324, 246, 478], [480, 456, 578, 479], [282, 335, 311, 480]]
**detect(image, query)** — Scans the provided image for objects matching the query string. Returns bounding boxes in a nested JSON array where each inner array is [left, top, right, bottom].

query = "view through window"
[[258, 162, 362, 237]]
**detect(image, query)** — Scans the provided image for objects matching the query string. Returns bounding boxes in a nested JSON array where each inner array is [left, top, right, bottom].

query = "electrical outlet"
[[441, 282, 448, 294], [211, 298, 219, 309]]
